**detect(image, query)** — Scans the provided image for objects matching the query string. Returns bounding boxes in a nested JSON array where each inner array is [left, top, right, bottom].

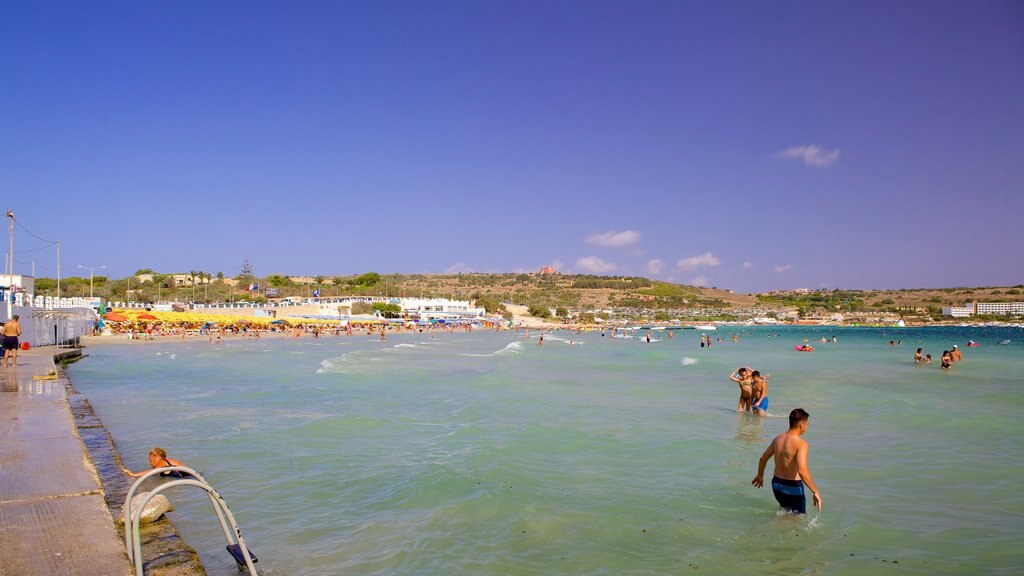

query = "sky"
[[2, 1, 1022, 294]]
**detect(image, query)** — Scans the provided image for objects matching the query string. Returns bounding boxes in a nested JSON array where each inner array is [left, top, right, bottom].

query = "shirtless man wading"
[[751, 408, 822, 514]]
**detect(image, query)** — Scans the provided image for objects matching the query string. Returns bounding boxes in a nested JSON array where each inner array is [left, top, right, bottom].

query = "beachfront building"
[[0, 273, 35, 299], [943, 301, 1024, 317], [400, 297, 486, 321]]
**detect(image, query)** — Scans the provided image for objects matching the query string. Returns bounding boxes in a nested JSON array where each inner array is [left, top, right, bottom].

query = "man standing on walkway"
[[752, 408, 822, 514], [2, 315, 21, 367]]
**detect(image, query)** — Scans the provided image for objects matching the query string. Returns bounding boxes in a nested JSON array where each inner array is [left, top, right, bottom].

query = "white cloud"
[[691, 275, 709, 286], [445, 263, 474, 273], [676, 252, 721, 270], [775, 145, 840, 167], [576, 256, 617, 274], [586, 230, 641, 247], [743, 261, 754, 269], [775, 264, 794, 273], [646, 258, 666, 275]]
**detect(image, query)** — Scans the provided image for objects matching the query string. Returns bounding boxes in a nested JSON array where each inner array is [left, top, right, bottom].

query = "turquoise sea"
[[69, 326, 1024, 575]]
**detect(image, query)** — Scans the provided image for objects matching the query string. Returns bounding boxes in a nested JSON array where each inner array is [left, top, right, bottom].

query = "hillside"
[[34, 271, 1023, 321]]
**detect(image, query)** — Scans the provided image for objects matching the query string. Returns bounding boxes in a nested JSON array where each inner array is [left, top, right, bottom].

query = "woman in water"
[[729, 367, 754, 412], [940, 350, 952, 369], [125, 447, 188, 477]]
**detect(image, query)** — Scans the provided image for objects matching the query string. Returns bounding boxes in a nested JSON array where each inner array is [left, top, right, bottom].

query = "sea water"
[[69, 327, 1024, 575]]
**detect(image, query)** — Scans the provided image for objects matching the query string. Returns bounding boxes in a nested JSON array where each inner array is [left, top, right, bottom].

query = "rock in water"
[[119, 492, 174, 525]]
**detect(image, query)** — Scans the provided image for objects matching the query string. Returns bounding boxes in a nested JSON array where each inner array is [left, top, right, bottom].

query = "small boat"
[[693, 325, 717, 331], [998, 339, 1011, 345]]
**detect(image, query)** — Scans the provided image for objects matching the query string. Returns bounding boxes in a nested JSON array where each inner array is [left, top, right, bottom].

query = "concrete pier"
[[0, 346, 134, 575]]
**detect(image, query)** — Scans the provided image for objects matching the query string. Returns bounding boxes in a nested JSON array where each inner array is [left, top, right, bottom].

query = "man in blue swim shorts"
[[751, 408, 822, 514]]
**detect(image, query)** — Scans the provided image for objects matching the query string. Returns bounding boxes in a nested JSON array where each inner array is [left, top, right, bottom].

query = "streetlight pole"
[[78, 265, 106, 299]]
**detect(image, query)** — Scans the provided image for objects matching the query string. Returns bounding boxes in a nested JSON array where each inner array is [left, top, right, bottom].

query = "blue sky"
[[3, 1, 1022, 293]]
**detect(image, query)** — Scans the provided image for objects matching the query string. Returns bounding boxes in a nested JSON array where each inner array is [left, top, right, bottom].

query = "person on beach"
[[914, 348, 923, 363], [750, 370, 769, 416], [730, 367, 753, 412], [125, 447, 188, 477], [752, 408, 822, 514], [3, 315, 22, 367], [950, 345, 962, 362]]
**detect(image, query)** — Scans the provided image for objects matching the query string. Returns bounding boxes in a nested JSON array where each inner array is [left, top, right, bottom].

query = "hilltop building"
[[942, 301, 1024, 317]]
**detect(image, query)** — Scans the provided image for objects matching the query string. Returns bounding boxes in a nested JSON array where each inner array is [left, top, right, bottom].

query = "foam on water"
[[681, 356, 699, 366], [459, 341, 522, 357]]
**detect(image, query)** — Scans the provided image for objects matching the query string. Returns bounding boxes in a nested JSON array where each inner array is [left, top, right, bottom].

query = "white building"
[[400, 297, 486, 320], [976, 301, 1024, 316], [0, 274, 35, 297], [943, 301, 1024, 317]]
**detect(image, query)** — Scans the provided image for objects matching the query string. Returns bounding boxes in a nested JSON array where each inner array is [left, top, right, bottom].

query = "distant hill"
[[33, 270, 1023, 321]]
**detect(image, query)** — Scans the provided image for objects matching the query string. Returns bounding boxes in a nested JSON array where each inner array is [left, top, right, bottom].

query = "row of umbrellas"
[[103, 311, 291, 326]]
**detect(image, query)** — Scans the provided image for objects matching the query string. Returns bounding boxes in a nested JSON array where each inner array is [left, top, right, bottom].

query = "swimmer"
[[125, 447, 188, 477], [752, 408, 822, 514], [914, 348, 923, 363]]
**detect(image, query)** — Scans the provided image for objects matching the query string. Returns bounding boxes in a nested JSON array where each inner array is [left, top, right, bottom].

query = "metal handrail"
[[123, 466, 257, 575]]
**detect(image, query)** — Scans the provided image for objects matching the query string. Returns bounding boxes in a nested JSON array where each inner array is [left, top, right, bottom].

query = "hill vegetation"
[[30, 270, 1023, 322]]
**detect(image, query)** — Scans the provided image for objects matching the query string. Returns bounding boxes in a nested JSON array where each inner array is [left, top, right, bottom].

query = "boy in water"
[[752, 408, 822, 514]]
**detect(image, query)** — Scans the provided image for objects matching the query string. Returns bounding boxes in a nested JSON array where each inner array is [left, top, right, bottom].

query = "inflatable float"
[[794, 345, 814, 352]]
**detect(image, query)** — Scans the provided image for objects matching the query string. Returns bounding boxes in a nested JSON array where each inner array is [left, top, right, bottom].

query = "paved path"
[[0, 346, 134, 576]]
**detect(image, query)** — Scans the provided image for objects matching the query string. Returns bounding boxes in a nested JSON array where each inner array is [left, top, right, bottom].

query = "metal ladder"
[[123, 466, 258, 575]]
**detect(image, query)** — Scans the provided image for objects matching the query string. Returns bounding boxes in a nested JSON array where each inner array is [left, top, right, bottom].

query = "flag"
[[249, 283, 259, 291], [313, 289, 320, 297]]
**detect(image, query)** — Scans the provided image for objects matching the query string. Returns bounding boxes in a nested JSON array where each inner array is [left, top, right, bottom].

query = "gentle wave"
[[680, 357, 698, 366], [459, 341, 522, 357]]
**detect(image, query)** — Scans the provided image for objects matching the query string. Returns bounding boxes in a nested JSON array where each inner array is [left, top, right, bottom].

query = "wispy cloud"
[[445, 262, 474, 273], [775, 264, 794, 273], [576, 256, 617, 274], [743, 261, 754, 269], [776, 144, 840, 167], [691, 275, 709, 286], [586, 230, 641, 247], [677, 252, 721, 270], [646, 258, 666, 275]]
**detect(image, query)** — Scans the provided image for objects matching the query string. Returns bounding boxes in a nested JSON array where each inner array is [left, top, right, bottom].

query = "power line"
[[13, 216, 57, 245]]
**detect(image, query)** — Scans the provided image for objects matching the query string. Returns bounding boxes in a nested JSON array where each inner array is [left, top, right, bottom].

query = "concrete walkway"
[[0, 346, 134, 576]]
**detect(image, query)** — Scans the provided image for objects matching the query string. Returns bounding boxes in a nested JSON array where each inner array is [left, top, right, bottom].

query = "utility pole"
[[6, 210, 13, 314]]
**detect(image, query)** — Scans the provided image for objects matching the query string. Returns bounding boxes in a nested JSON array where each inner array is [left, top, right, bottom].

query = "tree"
[[352, 272, 381, 287], [372, 302, 402, 318], [555, 306, 568, 318], [528, 304, 552, 318], [314, 275, 326, 287], [189, 270, 200, 301], [267, 274, 289, 288], [332, 276, 344, 296]]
